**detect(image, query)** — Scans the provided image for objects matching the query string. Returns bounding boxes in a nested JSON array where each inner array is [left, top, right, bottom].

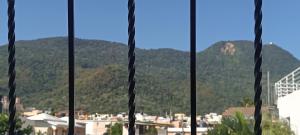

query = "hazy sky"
[[0, 0, 299, 59]]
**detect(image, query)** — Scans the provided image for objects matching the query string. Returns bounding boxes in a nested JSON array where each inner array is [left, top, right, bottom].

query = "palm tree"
[[208, 112, 253, 135], [208, 112, 295, 135], [262, 113, 294, 135]]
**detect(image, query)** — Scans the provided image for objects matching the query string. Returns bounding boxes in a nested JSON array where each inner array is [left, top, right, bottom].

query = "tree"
[[262, 113, 294, 135], [145, 126, 157, 135], [106, 123, 123, 135], [208, 112, 295, 135], [0, 113, 33, 135], [240, 97, 254, 107], [36, 131, 46, 135], [208, 112, 253, 135]]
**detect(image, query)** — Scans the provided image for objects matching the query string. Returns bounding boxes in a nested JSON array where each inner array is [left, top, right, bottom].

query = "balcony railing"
[[4, 0, 263, 135]]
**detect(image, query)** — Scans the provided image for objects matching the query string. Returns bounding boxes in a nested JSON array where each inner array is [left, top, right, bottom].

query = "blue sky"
[[0, 0, 299, 59]]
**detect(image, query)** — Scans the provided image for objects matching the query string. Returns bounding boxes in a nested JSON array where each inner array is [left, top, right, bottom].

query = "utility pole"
[[267, 71, 270, 106], [267, 71, 270, 135]]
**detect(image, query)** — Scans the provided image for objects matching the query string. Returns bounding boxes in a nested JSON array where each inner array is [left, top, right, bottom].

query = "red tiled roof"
[[222, 107, 268, 117]]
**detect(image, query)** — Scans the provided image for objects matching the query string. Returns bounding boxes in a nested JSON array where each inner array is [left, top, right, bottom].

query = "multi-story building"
[[276, 66, 300, 135]]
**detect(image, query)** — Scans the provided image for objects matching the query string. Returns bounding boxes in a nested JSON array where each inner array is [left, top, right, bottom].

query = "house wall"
[[47, 127, 84, 135], [122, 125, 139, 135], [75, 127, 86, 135], [167, 128, 208, 135], [33, 127, 49, 135], [85, 121, 109, 135], [277, 90, 300, 135], [157, 128, 167, 135]]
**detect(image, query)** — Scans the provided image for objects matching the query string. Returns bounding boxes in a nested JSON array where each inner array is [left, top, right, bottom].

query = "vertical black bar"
[[190, 0, 197, 135], [7, 0, 16, 134], [68, 0, 75, 134], [128, 0, 136, 135], [254, 0, 262, 135]]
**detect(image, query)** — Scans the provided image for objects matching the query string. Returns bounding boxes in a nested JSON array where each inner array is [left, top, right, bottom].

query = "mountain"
[[0, 37, 299, 114]]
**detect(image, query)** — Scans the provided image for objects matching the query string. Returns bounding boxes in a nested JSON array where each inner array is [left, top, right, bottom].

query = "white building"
[[167, 127, 208, 135], [277, 90, 300, 135], [276, 67, 300, 135], [78, 120, 116, 135], [23, 113, 86, 135]]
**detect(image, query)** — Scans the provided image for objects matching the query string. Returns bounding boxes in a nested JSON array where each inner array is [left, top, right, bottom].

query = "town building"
[[19, 110, 222, 135], [77, 119, 120, 135], [122, 121, 171, 135], [22, 113, 85, 135], [22, 107, 43, 117], [55, 110, 89, 120], [167, 127, 208, 135]]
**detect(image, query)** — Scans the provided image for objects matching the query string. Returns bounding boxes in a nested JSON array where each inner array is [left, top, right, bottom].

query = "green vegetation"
[[262, 113, 294, 135], [145, 126, 158, 135], [208, 112, 253, 135], [0, 114, 33, 135], [107, 123, 123, 135], [208, 112, 294, 135], [111, 123, 123, 135], [239, 97, 254, 107], [37, 131, 46, 135], [0, 37, 299, 114]]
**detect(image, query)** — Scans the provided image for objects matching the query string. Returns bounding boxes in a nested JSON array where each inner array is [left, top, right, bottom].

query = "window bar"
[[128, 0, 136, 134], [68, 0, 75, 134], [190, 0, 197, 135], [7, 0, 17, 134], [254, 0, 262, 134]]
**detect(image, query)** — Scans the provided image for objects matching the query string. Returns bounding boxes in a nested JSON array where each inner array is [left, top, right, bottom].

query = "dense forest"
[[0, 37, 299, 115]]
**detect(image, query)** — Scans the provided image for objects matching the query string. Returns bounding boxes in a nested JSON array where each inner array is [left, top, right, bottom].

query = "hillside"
[[0, 37, 299, 114]]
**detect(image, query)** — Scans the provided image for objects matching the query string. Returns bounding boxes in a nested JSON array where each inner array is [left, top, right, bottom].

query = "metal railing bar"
[[68, 0, 75, 134]]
